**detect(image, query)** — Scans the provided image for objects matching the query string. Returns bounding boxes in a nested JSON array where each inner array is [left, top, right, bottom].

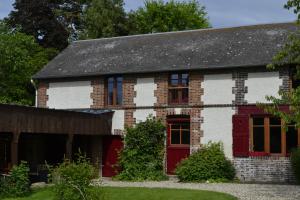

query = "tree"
[[262, 0, 300, 127], [0, 22, 57, 105], [127, 0, 210, 35], [80, 0, 128, 39], [7, 0, 86, 50]]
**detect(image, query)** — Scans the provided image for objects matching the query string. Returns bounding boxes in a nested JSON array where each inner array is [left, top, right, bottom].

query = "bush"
[[175, 142, 235, 182], [51, 153, 101, 200], [116, 116, 167, 181], [291, 147, 300, 184], [0, 161, 30, 198]]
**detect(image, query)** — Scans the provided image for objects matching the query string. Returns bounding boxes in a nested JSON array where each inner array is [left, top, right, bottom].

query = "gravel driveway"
[[100, 179, 300, 200]]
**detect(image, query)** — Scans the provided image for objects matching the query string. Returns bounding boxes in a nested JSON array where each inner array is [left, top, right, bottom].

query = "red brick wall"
[[189, 72, 204, 150], [123, 75, 136, 127], [90, 79, 105, 109], [153, 72, 204, 150], [37, 82, 49, 108], [154, 73, 168, 122]]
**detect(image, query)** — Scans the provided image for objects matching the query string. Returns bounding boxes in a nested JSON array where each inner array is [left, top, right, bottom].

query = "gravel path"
[[99, 179, 300, 200]]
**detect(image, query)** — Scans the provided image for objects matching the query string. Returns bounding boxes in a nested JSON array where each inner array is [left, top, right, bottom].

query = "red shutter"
[[232, 114, 249, 157]]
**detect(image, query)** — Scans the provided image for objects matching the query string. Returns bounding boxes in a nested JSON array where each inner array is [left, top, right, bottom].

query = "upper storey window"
[[168, 73, 189, 105], [107, 76, 123, 106]]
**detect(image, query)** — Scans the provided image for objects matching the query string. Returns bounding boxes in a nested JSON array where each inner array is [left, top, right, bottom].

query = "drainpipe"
[[31, 79, 37, 107]]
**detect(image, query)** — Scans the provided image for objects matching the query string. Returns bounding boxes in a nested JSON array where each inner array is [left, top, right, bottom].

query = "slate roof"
[[33, 22, 298, 79]]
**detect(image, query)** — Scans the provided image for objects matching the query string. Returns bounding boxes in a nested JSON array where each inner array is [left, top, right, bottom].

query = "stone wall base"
[[233, 157, 296, 183]]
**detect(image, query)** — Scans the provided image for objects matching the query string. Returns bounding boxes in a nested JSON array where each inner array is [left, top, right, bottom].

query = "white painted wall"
[[202, 74, 235, 104], [47, 81, 93, 109], [111, 110, 125, 133], [245, 71, 281, 103], [134, 109, 156, 123], [134, 77, 157, 106], [133, 77, 157, 122], [202, 107, 235, 159]]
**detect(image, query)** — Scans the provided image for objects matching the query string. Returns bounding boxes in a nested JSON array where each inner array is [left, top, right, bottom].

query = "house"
[[32, 22, 300, 182]]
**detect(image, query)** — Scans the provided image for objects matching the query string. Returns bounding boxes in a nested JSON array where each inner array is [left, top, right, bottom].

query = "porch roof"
[[0, 104, 113, 135]]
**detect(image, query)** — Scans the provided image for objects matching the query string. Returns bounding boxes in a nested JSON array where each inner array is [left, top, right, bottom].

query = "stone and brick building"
[[32, 22, 300, 182]]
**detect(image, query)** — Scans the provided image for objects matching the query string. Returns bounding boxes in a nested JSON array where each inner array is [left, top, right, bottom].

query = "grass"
[[4, 187, 237, 200]]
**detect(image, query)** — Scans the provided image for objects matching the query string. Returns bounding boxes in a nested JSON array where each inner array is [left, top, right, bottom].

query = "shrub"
[[116, 116, 167, 181], [0, 161, 30, 198], [51, 153, 101, 200], [175, 142, 235, 182], [291, 147, 300, 184]]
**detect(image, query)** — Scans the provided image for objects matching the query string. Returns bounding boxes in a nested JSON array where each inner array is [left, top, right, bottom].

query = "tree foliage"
[[127, 0, 210, 35], [80, 0, 128, 39], [0, 22, 57, 105], [7, 0, 87, 50], [116, 116, 167, 181]]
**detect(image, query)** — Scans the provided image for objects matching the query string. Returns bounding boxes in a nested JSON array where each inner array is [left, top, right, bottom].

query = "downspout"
[[31, 79, 37, 107]]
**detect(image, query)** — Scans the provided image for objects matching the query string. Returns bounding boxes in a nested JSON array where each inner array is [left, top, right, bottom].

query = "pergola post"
[[66, 134, 74, 160], [11, 131, 20, 166]]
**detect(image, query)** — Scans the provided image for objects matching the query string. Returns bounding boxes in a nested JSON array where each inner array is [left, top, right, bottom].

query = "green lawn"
[[4, 187, 237, 200]]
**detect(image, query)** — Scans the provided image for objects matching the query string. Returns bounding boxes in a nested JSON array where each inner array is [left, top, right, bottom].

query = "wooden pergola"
[[0, 104, 112, 167]]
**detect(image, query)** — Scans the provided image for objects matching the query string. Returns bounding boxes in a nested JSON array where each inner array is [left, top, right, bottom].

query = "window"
[[106, 76, 123, 106], [168, 73, 189, 104], [250, 116, 300, 156], [169, 122, 190, 145]]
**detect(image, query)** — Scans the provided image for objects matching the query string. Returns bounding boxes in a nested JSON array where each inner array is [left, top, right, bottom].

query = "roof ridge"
[[73, 21, 296, 44]]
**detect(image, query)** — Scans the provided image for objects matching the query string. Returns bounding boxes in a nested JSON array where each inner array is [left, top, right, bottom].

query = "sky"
[[0, 0, 297, 28]]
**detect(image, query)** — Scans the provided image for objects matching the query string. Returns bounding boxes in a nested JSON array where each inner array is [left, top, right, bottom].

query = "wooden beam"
[[11, 131, 20, 166], [281, 119, 286, 156], [66, 134, 74, 160], [264, 117, 270, 154]]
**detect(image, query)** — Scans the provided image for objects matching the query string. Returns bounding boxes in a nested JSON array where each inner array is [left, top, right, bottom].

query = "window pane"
[[181, 74, 189, 86], [171, 130, 180, 144], [270, 127, 282, 153], [253, 118, 264, 126], [253, 127, 265, 152], [116, 77, 123, 105], [270, 118, 281, 126], [286, 126, 298, 153], [182, 88, 189, 103], [182, 131, 190, 144], [171, 124, 180, 130], [169, 89, 179, 104], [108, 79, 114, 105], [181, 124, 190, 130], [170, 74, 179, 86]]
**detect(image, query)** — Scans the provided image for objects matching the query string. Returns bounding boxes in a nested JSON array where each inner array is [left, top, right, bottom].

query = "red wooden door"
[[166, 118, 190, 174], [102, 135, 123, 177]]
